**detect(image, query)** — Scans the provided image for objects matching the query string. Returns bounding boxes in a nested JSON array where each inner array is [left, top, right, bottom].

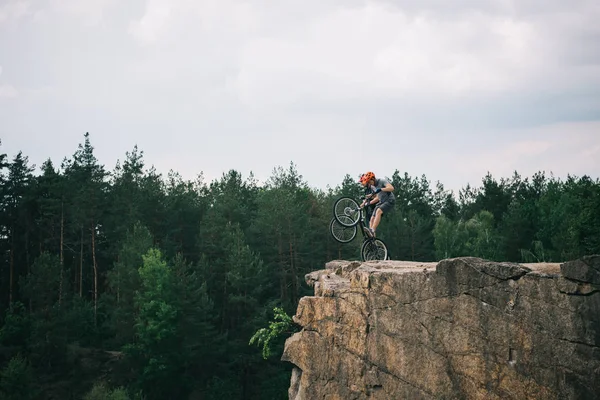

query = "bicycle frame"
[[342, 195, 376, 241], [332, 194, 389, 261]]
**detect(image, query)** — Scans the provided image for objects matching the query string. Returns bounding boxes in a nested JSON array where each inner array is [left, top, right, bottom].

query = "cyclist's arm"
[[374, 182, 394, 193]]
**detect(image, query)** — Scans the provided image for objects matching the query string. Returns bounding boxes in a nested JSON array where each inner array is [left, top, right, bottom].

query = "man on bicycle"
[[359, 171, 395, 237], [361, 176, 375, 222]]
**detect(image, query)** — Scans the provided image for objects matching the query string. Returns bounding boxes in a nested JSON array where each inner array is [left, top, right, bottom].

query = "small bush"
[[84, 381, 130, 400], [0, 353, 35, 400], [250, 307, 298, 359]]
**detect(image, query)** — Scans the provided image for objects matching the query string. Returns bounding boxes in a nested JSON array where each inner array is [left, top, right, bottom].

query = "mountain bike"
[[330, 196, 389, 261]]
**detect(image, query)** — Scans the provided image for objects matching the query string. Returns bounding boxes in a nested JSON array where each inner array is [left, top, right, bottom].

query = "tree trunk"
[[80, 224, 83, 297], [289, 232, 297, 305], [9, 229, 14, 307], [410, 216, 415, 261], [26, 224, 31, 312], [25, 229, 30, 274], [278, 232, 286, 303], [289, 239, 294, 303], [116, 254, 120, 304], [221, 262, 228, 332], [91, 219, 98, 324], [59, 200, 64, 306]]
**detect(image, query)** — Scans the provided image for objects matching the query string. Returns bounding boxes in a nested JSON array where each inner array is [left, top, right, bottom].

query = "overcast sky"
[[1, 0, 599, 193]]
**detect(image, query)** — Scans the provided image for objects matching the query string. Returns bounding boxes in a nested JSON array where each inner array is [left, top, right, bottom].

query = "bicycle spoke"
[[330, 217, 357, 243], [333, 197, 361, 227], [361, 238, 388, 261]]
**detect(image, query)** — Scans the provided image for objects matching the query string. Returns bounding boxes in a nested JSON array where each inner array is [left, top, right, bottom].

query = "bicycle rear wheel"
[[361, 238, 388, 261], [329, 217, 357, 243], [333, 197, 361, 227]]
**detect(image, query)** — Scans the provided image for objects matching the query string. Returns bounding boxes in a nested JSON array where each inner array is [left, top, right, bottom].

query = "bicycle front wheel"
[[329, 217, 357, 243], [333, 197, 361, 227], [361, 238, 388, 261]]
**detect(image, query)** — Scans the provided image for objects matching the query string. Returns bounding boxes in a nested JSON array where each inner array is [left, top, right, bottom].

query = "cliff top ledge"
[[284, 255, 600, 400]]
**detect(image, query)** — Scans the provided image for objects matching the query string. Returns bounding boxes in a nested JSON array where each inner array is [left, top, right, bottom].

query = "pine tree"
[[4, 152, 35, 308], [102, 222, 153, 347], [63, 133, 108, 322]]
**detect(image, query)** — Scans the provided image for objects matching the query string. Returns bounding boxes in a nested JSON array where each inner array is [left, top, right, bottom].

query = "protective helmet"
[[360, 171, 375, 184]]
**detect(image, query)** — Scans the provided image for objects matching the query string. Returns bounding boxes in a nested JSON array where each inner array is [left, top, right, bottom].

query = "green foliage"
[[376, 170, 437, 261], [335, 173, 363, 199], [433, 215, 465, 259], [103, 222, 153, 347], [1, 132, 599, 399], [171, 253, 220, 390], [20, 252, 62, 313], [464, 210, 500, 260], [252, 363, 293, 400], [124, 248, 181, 398], [62, 296, 98, 345], [250, 307, 298, 359], [0, 302, 30, 346], [83, 382, 131, 400], [433, 210, 501, 260], [520, 240, 547, 263], [0, 354, 35, 400], [204, 376, 242, 400]]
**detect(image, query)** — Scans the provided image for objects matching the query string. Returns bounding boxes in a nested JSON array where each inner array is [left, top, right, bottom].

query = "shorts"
[[374, 198, 395, 215]]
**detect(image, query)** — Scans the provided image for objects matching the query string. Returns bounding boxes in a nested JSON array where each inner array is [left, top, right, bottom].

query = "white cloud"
[[128, 0, 261, 46], [116, 0, 600, 117], [1, 0, 599, 192], [128, 0, 172, 45], [230, 1, 588, 110], [49, 0, 117, 27], [0, 84, 18, 98], [0, 0, 31, 27], [0, 66, 18, 98], [453, 120, 600, 189]]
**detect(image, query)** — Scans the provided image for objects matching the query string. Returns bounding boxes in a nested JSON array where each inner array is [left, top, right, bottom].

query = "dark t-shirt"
[[371, 177, 395, 203]]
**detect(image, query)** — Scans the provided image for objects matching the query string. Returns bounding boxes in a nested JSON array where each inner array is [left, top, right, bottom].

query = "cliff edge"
[[282, 256, 600, 400]]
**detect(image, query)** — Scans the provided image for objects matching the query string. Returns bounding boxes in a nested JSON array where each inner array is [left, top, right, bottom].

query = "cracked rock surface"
[[281, 256, 600, 400]]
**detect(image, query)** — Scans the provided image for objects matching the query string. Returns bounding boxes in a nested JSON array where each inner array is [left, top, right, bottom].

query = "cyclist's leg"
[[365, 206, 373, 223], [362, 208, 373, 236], [367, 204, 380, 236], [371, 200, 393, 232], [371, 208, 383, 232]]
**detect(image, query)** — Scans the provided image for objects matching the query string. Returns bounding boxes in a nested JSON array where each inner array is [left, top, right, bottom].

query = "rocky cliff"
[[282, 256, 600, 400]]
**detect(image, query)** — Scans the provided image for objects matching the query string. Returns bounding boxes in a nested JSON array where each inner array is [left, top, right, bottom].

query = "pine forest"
[[1, 132, 599, 399]]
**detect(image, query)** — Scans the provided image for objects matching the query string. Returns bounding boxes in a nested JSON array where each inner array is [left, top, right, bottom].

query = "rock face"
[[281, 256, 600, 400]]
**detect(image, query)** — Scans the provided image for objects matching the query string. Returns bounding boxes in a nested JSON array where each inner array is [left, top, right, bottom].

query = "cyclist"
[[359, 171, 395, 237], [359, 173, 376, 222]]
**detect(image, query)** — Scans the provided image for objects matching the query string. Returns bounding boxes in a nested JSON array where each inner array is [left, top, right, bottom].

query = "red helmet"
[[360, 171, 375, 185]]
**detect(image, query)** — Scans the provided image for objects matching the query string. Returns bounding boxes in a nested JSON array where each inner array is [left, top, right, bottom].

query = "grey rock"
[[282, 257, 600, 400], [561, 255, 600, 285]]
